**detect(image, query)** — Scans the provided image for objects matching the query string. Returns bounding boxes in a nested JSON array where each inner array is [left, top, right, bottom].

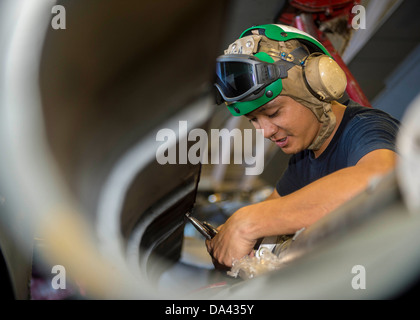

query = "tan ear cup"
[[302, 53, 347, 102]]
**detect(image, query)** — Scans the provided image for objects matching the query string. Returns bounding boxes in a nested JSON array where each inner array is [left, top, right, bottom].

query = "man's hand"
[[205, 207, 258, 268]]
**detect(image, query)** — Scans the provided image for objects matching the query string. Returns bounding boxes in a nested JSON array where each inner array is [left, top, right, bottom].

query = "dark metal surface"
[[0, 0, 229, 298], [37, 0, 228, 278], [39, 0, 227, 219]]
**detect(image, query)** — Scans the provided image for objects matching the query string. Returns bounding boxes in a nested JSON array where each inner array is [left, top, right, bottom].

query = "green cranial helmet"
[[214, 24, 348, 150], [215, 24, 336, 116]]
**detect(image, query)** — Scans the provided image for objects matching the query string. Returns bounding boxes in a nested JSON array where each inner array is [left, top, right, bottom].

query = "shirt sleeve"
[[345, 110, 400, 166]]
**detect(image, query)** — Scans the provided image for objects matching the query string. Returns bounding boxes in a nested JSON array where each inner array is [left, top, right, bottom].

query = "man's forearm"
[[246, 154, 395, 238]]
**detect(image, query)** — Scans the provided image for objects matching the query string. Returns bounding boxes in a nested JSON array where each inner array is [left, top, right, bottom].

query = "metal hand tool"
[[185, 212, 218, 240]]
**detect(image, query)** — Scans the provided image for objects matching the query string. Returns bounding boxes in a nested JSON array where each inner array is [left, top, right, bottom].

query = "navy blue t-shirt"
[[276, 101, 400, 196]]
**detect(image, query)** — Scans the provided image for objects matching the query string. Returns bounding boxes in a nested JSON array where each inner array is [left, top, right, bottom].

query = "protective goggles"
[[215, 54, 289, 103]]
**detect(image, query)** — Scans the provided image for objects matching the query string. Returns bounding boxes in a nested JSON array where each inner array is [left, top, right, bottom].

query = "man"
[[206, 24, 399, 268]]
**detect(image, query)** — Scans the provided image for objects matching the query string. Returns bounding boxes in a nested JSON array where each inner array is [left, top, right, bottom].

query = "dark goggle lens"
[[215, 61, 256, 99]]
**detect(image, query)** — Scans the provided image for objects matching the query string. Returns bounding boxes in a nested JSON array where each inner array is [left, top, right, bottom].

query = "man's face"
[[245, 95, 321, 154]]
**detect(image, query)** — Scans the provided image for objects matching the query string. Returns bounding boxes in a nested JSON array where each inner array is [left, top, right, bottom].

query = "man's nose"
[[260, 119, 278, 139]]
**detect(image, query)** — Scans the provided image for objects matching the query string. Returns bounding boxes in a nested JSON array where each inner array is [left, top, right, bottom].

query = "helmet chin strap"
[[290, 96, 336, 151], [307, 103, 336, 151]]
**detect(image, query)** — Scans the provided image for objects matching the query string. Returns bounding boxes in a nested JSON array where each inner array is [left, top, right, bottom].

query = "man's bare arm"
[[206, 149, 397, 267], [250, 148, 397, 236]]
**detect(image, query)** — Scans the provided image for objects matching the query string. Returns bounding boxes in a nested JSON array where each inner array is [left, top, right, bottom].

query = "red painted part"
[[278, 0, 360, 24], [289, 0, 356, 13], [294, 14, 320, 38], [277, 0, 371, 108]]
